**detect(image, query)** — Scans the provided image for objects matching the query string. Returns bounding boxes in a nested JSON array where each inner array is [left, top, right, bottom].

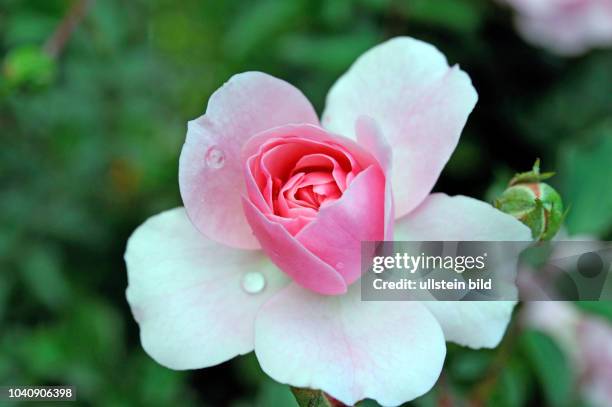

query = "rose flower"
[[125, 37, 531, 406]]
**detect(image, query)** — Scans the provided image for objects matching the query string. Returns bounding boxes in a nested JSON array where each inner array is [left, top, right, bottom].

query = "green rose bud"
[[494, 160, 564, 241]]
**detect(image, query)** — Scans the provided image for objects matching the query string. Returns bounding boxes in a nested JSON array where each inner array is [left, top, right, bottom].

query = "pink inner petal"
[[295, 188, 318, 207], [243, 125, 382, 240], [265, 213, 314, 235], [293, 153, 350, 192], [276, 173, 304, 217], [312, 182, 340, 196], [299, 171, 334, 185], [252, 139, 358, 227]]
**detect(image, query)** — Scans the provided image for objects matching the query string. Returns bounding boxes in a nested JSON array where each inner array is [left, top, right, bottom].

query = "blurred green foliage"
[[1, 0, 611, 406], [520, 330, 573, 407]]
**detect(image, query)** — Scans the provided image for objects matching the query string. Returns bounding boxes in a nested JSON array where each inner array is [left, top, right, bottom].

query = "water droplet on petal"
[[205, 146, 225, 169], [241, 271, 266, 294], [336, 262, 345, 270]]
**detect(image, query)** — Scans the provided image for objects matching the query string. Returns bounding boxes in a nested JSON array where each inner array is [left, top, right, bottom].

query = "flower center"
[[275, 171, 342, 217]]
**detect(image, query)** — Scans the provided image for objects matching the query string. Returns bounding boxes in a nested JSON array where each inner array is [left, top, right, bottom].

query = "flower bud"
[[494, 160, 564, 241]]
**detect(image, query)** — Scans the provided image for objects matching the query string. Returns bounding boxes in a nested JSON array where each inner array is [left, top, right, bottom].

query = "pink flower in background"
[[125, 37, 531, 406], [523, 302, 612, 407], [501, 0, 612, 55]]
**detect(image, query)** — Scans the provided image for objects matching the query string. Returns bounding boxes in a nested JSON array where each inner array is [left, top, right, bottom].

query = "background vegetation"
[[1, 0, 611, 405]]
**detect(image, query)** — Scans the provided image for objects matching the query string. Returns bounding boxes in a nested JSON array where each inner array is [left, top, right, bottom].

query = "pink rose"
[[501, 0, 612, 55], [238, 123, 389, 294], [125, 37, 531, 405], [579, 319, 612, 407], [523, 301, 612, 407]]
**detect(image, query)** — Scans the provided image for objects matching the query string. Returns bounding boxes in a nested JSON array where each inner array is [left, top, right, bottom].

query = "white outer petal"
[[395, 194, 532, 348], [125, 207, 288, 369], [323, 37, 478, 218], [254, 283, 446, 406]]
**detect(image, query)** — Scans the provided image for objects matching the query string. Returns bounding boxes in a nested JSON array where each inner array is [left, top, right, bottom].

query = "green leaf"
[[290, 387, 335, 407], [234, 353, 269, 387], [559, 127, 612, 236], [449, 350, 493, 383], [520, 330, 574, 407], [575, 301, 612, 322], [257, 381, 298, 407], [509, 159, 555, 186], [411, 386, 439, 407], [487, 359, 532, 407]]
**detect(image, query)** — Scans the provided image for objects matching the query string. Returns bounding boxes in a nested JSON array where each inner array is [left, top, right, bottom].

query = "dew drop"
[[241, 271, 266, 294], [336, 262, 345, 270], [205, 146, 225, 169]]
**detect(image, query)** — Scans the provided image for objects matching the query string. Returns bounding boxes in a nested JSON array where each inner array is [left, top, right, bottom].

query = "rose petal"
[[502, 0, 612, 55], [522, 301, 580, 352], [124, 207, 289, 369], [246, 155, 275, 213], [502, 0, 572, 16], [297, 154, 350, 192], [296, 165, 386, 285], [394, 193, 532, 241], [254, 284, 446, 406], [277, 173, 309, 217], [355, 115, 394, 240], [300, 171, 335, 186], [241, 124, 377, 176], [323, 37, 478, 218], [515, 6, 612, 55], [242, 198, 347, 295], [422, 301, 517, 349], [266, 213, 313, 236], [394, 193, 532, 348], [179, 72, 319, 249]]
